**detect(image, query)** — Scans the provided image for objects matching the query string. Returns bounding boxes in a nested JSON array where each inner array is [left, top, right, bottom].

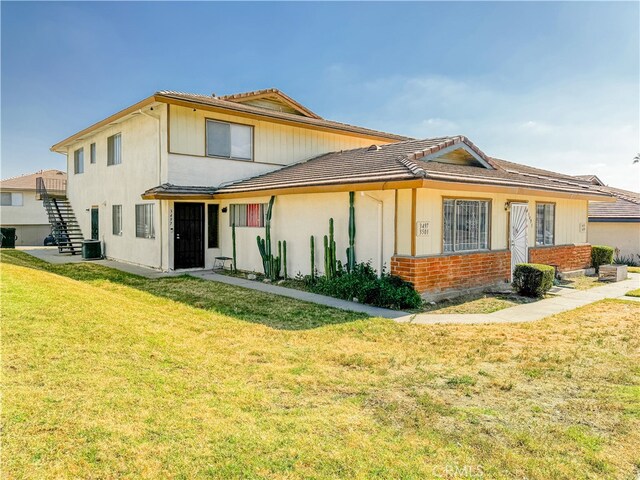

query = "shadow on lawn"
[[1, 250, 368, 330]]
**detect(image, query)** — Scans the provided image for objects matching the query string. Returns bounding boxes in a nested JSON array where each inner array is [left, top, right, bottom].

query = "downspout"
[[139, 108, 164, 270], [361, 192, 384, 277]]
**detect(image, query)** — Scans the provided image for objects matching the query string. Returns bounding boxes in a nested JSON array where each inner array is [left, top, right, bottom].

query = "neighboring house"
[[574, 175, 640, 261], [51, 89, 611, 298], [0, 169, 66, 246]]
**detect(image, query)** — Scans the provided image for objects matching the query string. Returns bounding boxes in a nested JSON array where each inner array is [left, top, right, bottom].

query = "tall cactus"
[[256, 196, 282, 280], [323, 218, 337, 279], [310, 235, 315, 280], [232, 222, 237, 272], [346, 191, 356, 273], [282, 240, 287, 280]]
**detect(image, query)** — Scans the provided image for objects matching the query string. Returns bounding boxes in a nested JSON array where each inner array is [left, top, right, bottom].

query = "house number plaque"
[[416, 221, 430, 237]]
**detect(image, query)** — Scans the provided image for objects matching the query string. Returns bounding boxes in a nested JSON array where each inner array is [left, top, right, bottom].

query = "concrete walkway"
[[188, 271, 408, 319], [395, 273, 640, 325]]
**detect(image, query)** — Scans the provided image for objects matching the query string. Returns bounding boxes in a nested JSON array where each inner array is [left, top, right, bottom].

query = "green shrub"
[[312, 262, 422, 310], [512, 263, 555, 297], [591, 245, 614, 273]]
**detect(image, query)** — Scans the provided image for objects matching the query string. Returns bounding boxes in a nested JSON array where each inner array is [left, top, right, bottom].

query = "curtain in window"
[[229, 204, 265, 227], [108, 134, 122, 165], [112, 205, 122, 235], [135, 204, 154, 238], [536, 204, 555, 245]]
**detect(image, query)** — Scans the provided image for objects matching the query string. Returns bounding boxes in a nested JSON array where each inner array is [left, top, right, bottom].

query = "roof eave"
[[51, 95, 158, 153]]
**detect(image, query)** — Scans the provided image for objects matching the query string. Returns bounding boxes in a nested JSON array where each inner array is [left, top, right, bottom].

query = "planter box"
[[598, 264, 627, 282]]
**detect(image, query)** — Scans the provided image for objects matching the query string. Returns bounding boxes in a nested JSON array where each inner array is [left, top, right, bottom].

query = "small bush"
[[312, 262, 422, 310], [512, 263, 555, 297], [591, 245, 614, 273], [613, 249, 640, 267]]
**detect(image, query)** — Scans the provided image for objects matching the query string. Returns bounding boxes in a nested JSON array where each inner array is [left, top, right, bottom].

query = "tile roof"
[[0, 169, 66, 190], [214, 136, 612, 198], [218, 88, 321, 119], [143, 183, 217, 198], [587, 185, 640, 220], [155, 90, 410, 141]]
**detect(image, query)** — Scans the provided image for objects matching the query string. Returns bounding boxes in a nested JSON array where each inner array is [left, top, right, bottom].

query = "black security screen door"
[[174, 203, 204, 269]]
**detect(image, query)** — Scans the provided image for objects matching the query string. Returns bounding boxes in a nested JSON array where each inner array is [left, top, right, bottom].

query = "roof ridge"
[[396, 155, 427, 178]]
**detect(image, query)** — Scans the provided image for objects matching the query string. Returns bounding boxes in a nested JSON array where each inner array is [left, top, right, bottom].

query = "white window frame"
[[112, 204, 123, 236], [1, 192, 23, 206], [535, 203, 556, 246], [229, 203, 266, 227], [205, 119, 253, 161], [74, 148, 84, 174], [135, 204, 155, 239], [443, 198, 491, 253], [107, 133, 122, 166]]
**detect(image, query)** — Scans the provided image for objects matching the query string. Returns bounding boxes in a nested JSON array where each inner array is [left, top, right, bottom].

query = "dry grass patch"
[[2, 253, 640, 479], [422, 293, 536, 314], [626, 288, 640, 297]]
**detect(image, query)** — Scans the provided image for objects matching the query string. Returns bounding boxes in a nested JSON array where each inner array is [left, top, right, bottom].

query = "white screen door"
[[510, 203, 529, 278]]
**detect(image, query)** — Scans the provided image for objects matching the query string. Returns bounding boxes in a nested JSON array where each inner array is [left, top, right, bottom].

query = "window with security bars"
[[229, 203, 266, 227], [535, 203, 555, 245], [112, 205, 122, 236], [107, 133, 122, 165], [443, 199, 490, 252], [135, 204, 155, 238]]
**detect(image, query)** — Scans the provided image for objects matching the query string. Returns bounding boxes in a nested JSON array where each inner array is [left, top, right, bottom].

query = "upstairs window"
[[90, 143, 96, 164], [443, 199, 490, 253], [112, 205, 122, 236], [107, 133, 122, 165], [536, 203, 555, 246], [229, 203, 265, 227], [74, 148, 84, 174], [135, 204, 155, 239], [206, 120, 253, 161], [1, 192, 23, 206]]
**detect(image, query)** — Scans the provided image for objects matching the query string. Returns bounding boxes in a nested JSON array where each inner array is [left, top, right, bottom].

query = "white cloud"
[[328, 73, 640, 191]]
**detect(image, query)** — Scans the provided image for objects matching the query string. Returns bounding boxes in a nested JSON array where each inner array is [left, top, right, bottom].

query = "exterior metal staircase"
[[36, 177, 84, 254]]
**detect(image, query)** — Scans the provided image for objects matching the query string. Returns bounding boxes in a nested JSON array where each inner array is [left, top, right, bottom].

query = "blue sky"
[[2, 1, 639, 190]]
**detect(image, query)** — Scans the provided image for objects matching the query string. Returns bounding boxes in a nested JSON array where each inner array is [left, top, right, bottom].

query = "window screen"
[[74, 148, 84, 174], [135, 204, 155, 238], [208, 204, 219, 248], [112, 205, 122, 235], [107, 133, 122, 165], [206, 120, 253, 160], [536, 203, 555, 246]]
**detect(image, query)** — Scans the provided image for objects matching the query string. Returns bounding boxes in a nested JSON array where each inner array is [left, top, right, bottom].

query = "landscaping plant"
[[512, 263, 555, 297], [591, 245, 614, 273], [346, 191, 356, 273], [256, 196, 282, 280]]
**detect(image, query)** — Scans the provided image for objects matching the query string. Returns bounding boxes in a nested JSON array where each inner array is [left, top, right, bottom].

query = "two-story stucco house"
[[0, 169, 66, 245], [51, 89, 611, 298]]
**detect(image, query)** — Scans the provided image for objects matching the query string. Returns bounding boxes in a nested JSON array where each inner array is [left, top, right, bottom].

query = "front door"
[[91, 207, 99, 240], [174, 202, 204, 269], [509, 203, 529, 278]]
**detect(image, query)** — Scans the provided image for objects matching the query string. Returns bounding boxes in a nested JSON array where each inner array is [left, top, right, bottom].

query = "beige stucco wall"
[[0, 189, 48, 225], [588, 222, 640, 259], [395, 187, 588, 256], [166, 190, 396, 275], [167, 104, 388, 187], [65, 105, 169, 269]]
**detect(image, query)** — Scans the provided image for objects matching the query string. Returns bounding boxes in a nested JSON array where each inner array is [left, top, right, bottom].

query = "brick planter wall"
[[528, 244, 591, 272], [391, 250, 511, 295]]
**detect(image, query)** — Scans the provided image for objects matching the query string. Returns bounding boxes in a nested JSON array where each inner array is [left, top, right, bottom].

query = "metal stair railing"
[[36, 177, 82, 255]]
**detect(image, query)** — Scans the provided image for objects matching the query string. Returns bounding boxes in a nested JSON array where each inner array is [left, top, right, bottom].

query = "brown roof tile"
[[587, 185, 640, 220], [214, 137, 611, 198], [155, 91, 410, 141], [0, 169, 66, 191]]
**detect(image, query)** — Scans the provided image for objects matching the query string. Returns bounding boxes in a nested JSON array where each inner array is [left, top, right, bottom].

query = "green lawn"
[[626, 288, 640, 297], [2, 251, 640, 479]]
